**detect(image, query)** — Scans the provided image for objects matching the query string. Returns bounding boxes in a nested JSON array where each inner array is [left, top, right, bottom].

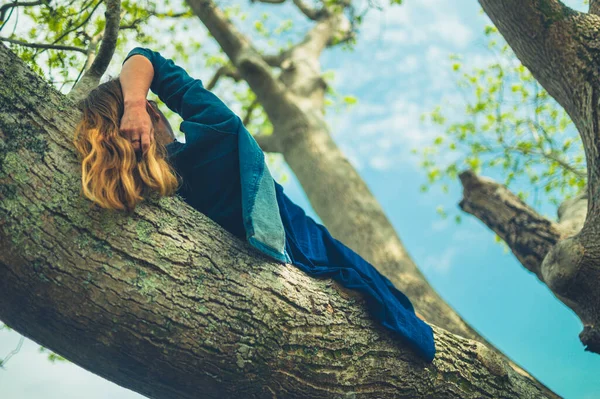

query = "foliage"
[[419, 25, 586, 220], [0, 0, 197, 93]]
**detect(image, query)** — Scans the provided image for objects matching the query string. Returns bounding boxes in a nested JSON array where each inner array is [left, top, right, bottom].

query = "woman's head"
[[74, 78, 179, 211]]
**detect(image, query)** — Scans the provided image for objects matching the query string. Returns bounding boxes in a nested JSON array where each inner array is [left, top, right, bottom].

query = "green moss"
[[196, 304, 208, 314], [135, 219, 155, 243], [133, 268, 167, 300], [1, 152, 30, 184], [0, 118, 48, 167], [91, 239, 114, 258], [156, 240, 178, 259]]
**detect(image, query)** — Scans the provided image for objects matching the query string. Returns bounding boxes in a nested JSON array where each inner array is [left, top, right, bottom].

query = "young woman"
[[74, 47, 435, 362]]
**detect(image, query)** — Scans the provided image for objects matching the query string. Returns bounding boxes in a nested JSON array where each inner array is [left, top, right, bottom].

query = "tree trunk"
[[0, 42, 558, 399]]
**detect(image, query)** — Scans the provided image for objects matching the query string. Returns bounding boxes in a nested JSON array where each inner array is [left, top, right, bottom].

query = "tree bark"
[[477, 0, 600, 354], [0, 42, 557, 399]]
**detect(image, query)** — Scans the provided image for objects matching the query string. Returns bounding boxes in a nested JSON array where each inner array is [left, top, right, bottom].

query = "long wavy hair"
[[74, 78, 179, 211]]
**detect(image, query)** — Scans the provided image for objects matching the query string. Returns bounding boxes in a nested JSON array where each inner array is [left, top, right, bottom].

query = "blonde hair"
[[74, 79, 179, 211]]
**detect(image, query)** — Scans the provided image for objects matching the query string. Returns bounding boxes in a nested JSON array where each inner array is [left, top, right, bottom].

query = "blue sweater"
[[123, 48, 436, 362]]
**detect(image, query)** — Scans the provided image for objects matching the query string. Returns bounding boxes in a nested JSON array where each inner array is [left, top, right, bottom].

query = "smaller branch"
[[119, 18, 144, 30], [0, 0, 47, 22], [0, 336, 24, 368], [69, 0, 120, 101], [205, 65, 241, 91], [251, 0, 327, 20], [46, 0, 104, 50], [459, 170, 562, 281], [0, 36, 87, 53], [151, 10, 193, 18], [119, 9, 193, 31], [292, 0, 327, 20], [262, 50, 287, 67], [242, 99, 259, 126]]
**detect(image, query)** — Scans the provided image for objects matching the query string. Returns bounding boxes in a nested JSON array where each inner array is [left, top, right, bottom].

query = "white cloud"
[[396, 55, 420, 74], [434, 17, 474, 48], [431, 218, 451, 232], [361, 1, 473, 49], [369, 156, 394, 170], [423, 246, 457, 274]]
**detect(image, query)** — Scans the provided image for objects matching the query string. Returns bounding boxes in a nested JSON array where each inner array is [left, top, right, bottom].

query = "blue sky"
[[2, 0, 600, 398]]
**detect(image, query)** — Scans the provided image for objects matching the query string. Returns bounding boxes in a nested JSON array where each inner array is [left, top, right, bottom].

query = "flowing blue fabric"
[[123, 48, 436, 362]]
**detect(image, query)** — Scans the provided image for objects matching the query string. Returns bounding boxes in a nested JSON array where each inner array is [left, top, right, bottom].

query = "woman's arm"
[[120, 55, 154, 153], [121, 48, 241, 146]]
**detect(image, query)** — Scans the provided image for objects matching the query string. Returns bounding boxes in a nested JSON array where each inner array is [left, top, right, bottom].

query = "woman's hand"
[[121, 100, 154, 153]]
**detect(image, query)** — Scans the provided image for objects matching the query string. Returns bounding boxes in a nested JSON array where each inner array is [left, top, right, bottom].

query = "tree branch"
[[205, 65, 241, 91], [459, 170, 562, 281], [0, 36, 86, 53], [69, 0, 121, 102], [0, 42, 560, 397], [459, 170, 600, 354], [242, 98, 259, 126], [292, 0, 327, 21], [262, 50, 286, 67], [0, 0, 48, 22], [185, 0, 297, 126]]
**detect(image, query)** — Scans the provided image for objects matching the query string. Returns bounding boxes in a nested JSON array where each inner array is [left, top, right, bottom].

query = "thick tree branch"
[[459, 170, 562, 281], [0, 36, 86, 53], [69, 0, 120, 102], [459, 170, 600, 353], [0, 42, 557, 399]]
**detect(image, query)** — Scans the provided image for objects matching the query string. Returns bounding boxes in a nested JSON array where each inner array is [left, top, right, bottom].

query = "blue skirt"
[[274, 182, 436, 362]]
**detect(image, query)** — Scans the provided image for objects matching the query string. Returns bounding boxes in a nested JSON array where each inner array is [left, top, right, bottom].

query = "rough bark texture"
[[459, 170, 563, 281], [471, 0, 600, 353], [0, 42, 556, 399]]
